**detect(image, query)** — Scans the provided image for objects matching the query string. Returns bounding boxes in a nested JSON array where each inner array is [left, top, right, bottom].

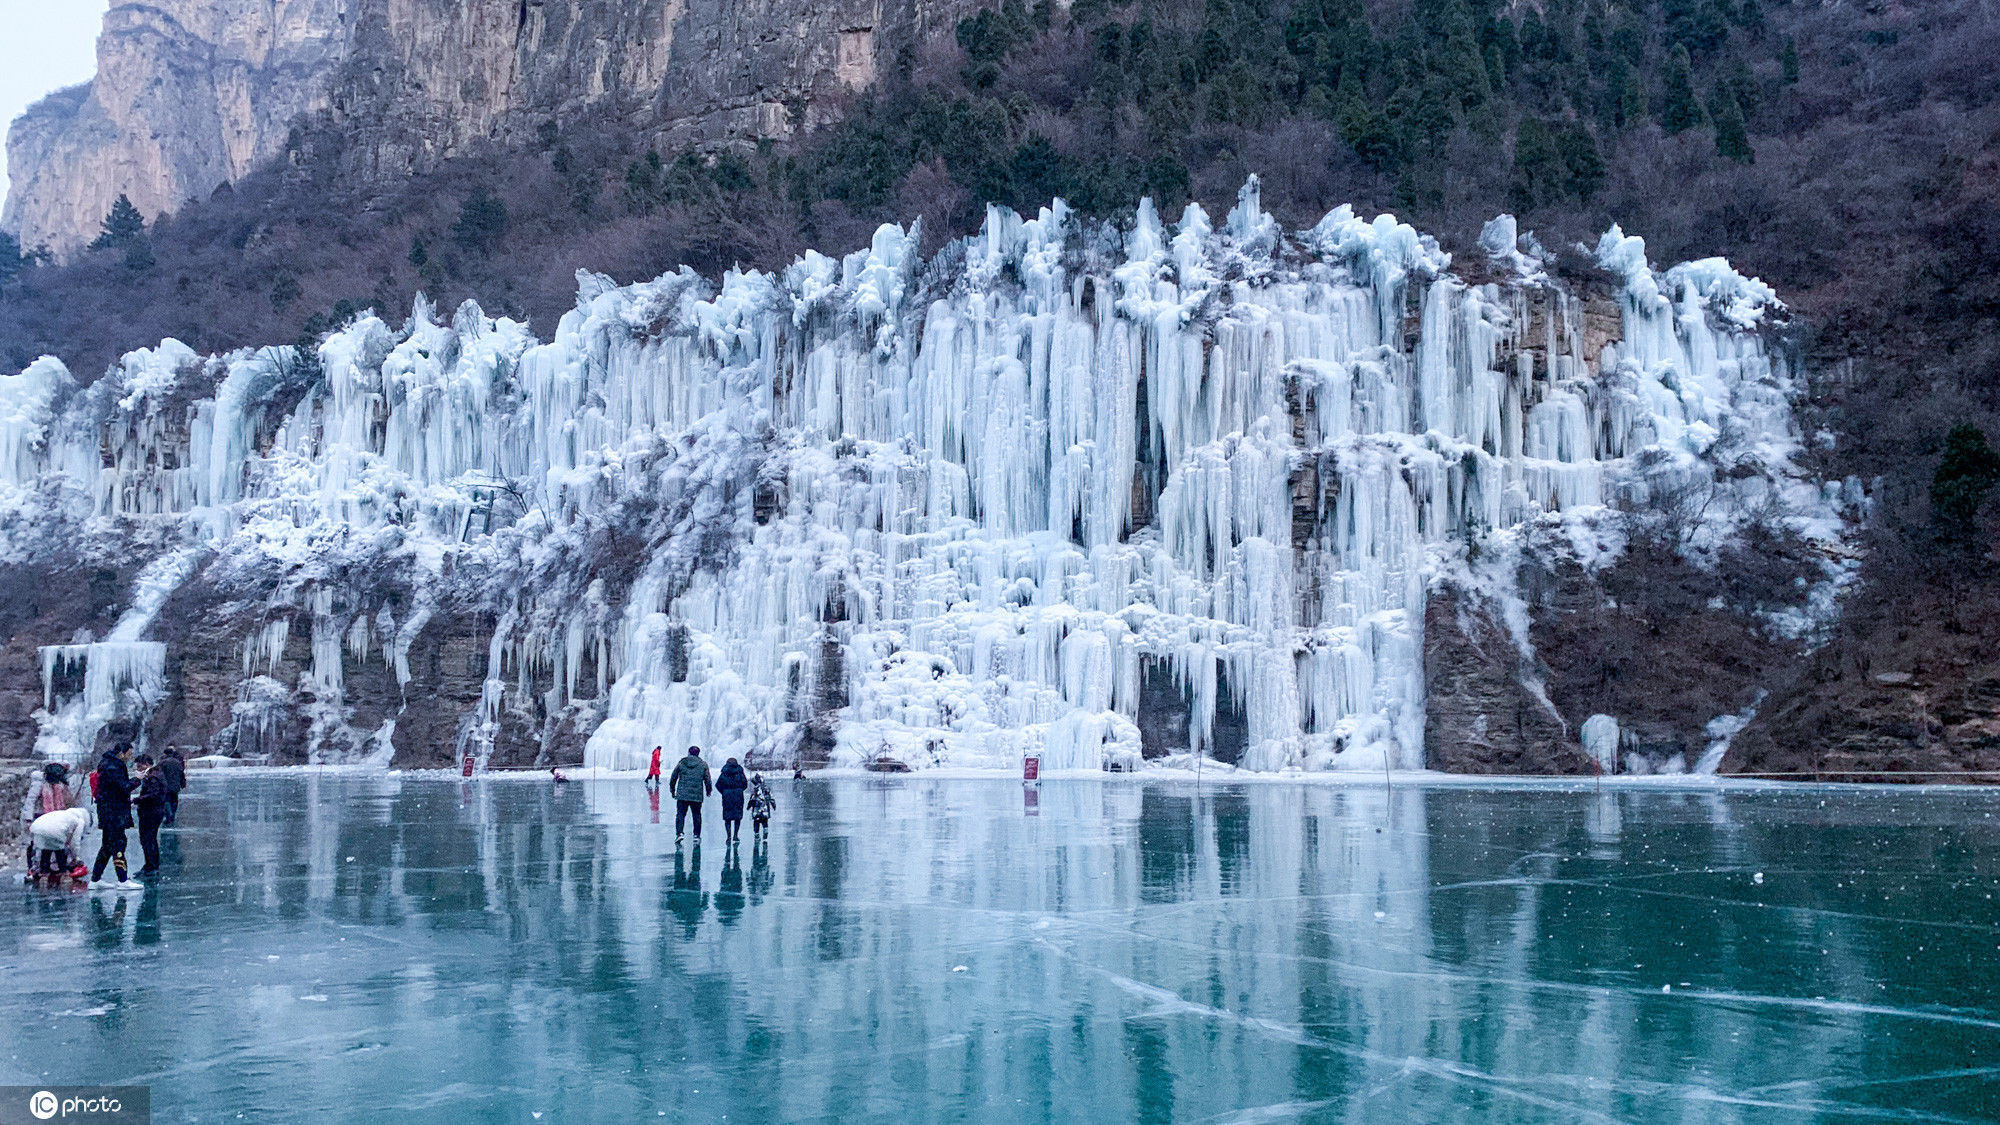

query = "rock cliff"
[[5, 0, 959, 256], [4, 0, 350, 258]]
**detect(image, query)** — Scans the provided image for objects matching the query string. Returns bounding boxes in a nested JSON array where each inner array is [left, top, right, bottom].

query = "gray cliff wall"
[[4, 0, 351, 257], [5, 0, 963, 256]]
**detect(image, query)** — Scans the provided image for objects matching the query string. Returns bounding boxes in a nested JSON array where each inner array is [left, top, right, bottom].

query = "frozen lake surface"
[[4, 774, 1999, 1122]]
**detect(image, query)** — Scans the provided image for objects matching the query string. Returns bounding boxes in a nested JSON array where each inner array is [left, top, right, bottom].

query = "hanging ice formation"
[[0, 179, 1841, 772]]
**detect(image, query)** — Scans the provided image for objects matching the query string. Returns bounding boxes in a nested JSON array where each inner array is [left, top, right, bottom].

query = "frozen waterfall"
[[0, 179, 1828, 771]]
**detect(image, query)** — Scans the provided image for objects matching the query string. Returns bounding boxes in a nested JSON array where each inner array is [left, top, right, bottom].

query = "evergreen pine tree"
[[120, 233, 155, 272], [1440, 25, 1492, 110], [1195, 0, 1236, 79], [1780, 37, 1800, 84], [1932, 424, 2000, 554], [1711, 86, 1753, 162], [0, 231, 24, 286], [453, 189, 509, 254], [1007, 135, 1065, 207], [1722, 56, 1760, 117], [1284, 0, 1333, 56], [408, 237, 429, 269], [1483, 13, 1521, 76], [1556, 125, 1606, 200], [89, 194, 146, 251], [1617, 62, 1649, 126], [1509, 117, 1562, 212], [1661, 44, 1705, 134]]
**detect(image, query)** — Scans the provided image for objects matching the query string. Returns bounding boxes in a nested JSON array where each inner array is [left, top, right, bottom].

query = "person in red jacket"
[[645, 746, 663, 789]]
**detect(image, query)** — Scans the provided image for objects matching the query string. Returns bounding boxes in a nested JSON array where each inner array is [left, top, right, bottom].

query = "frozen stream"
[[4, 775, 1998, 1121]]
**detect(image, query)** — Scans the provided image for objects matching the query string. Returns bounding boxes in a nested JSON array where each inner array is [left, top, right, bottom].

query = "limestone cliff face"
[[5, 0, 950, 256], [323, 0, 924, 176], [3, 0, 350, 258]]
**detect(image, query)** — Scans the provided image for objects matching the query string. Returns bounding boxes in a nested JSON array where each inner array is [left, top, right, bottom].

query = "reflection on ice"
[[2, 776, 1996, 1122]]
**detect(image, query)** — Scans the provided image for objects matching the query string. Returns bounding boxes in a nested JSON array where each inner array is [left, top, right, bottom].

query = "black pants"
[[165, 790, 180, 825], [92, 824, 128, 882], [36, 847, 70, 877], [137, 808, 165, 872], [675, 799, 703, 836]]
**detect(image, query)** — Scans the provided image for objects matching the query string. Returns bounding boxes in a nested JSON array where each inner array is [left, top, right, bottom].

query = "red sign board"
[[1022, 755, 1040, 781]]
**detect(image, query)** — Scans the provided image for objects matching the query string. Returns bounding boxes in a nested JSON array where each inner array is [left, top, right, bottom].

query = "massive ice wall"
[[0, 179, 1835, 771]]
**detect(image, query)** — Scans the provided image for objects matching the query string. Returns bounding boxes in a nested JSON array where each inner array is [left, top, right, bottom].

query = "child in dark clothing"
[[748, 775, 776, 838]]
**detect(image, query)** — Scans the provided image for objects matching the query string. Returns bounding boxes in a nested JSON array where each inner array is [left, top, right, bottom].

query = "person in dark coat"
[[158, 748, 187, 825], [90, 743, 143, 888], [667, 746, 712, 842], [133, 753, 170, 876], [716, 758, 749, 842]]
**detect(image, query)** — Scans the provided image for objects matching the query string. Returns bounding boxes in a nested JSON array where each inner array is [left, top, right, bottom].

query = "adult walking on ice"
[[159, 747, 187, 825], [90, 743, 145, 890], [669, 746, 712, 842], [134, 753, 170, 876], [717, 757, 749, 842], [646, 746, 663, 789]]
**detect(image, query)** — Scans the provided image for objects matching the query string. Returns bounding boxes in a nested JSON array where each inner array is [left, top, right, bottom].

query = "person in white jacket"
[[28, 806, 91, 886]]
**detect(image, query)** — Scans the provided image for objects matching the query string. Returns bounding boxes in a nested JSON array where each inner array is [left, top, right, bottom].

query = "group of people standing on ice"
[[645, 745, 774, 843], [20, 743, 187, 890]]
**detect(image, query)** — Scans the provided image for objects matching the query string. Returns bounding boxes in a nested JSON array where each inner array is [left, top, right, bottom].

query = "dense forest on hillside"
[[3, 0, 1989, 416], [2, 0, 1999, 769]]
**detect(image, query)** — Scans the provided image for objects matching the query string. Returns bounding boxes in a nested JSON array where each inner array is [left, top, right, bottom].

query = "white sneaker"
[[88, 879, 114, 890], [116, 879, 144, 891]]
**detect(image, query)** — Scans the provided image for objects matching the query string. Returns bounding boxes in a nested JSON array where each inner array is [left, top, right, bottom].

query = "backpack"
[[88, 770, 100, 799]]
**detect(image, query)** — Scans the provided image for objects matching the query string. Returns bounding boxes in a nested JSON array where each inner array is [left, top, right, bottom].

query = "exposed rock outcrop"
[[1422, 592, 1588, 775], [4, 0, 350, 258], [5, 0, 967, 257], [143, 576, 580, 768], [1727, 567, 2000, 780]]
